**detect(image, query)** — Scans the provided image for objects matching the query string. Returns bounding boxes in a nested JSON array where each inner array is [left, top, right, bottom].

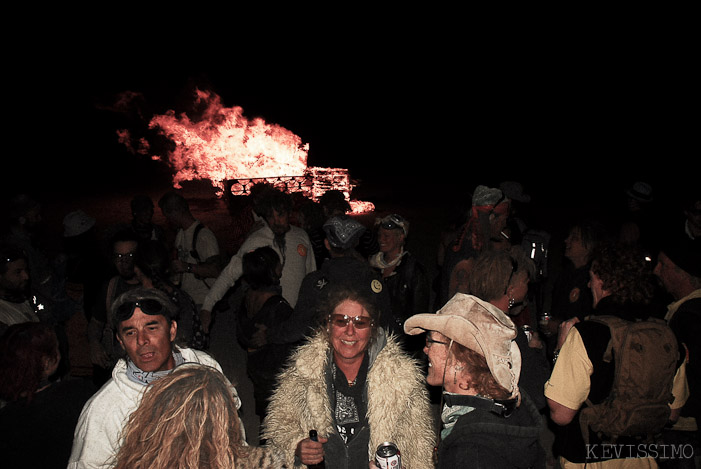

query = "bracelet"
[[552, 349, 560, 365]]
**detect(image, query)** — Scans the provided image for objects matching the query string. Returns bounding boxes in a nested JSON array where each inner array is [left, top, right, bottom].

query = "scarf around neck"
[[441, 392, 475, 440], [369, 249, 406, 270], [125, 349, 185, 386]]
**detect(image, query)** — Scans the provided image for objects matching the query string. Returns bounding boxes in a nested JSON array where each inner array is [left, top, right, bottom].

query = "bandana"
[[440, 393, 475, 439], [125, 349, 185, 386], [369, 249, 406, 271]]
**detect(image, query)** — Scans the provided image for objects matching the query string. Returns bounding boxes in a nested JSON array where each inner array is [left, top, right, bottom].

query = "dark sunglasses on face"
[[115, 299, 167, 322], [328, 313, 374, 329]]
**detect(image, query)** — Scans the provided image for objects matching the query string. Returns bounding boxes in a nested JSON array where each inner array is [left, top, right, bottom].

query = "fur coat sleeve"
[[261, 331, 436, 468]]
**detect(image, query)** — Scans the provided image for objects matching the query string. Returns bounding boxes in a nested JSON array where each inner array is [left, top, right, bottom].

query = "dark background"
[[3, 23, 695, 228]]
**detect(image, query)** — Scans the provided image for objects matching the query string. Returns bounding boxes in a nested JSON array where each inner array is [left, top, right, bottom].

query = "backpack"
[[579, 315, 679, 444]]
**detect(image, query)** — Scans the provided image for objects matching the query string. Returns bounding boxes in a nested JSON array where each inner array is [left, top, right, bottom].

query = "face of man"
[[266, 208, 290, 237], [588, 268, 607, 308], [133, 206, 154, 227], [116, 308, 177, 372], [489, 208, 509, 238], [377, 227, 404, 256], [654, 252, 685, 300], [565, 227, 590, 265], [113, 240, 138, 280], [0, 258, 30, 296]]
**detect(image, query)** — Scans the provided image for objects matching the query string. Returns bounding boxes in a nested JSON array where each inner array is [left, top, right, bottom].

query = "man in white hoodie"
[[68, 288, 239, 469]]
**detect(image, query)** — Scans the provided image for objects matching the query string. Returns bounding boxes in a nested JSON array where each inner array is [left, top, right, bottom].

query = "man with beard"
[[0, 243, 39, 334], [87, 229, 146, 386], [199, 186, 316, 334]]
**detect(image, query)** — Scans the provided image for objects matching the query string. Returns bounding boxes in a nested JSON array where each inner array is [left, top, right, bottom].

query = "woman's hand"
[[295, 436, 327, 465]]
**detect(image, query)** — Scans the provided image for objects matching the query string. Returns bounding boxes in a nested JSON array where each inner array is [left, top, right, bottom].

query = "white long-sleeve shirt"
[[202, 222, 316, 311]]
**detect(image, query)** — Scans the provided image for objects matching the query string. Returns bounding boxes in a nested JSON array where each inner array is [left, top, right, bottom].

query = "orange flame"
[[146, 89, 374, 213]]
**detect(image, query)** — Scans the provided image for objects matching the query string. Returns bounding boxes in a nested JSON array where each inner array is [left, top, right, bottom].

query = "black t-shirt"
[[331, 353, 369, 445]]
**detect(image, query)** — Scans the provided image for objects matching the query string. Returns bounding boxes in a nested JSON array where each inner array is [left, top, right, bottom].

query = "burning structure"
[[125, 89, 374, 213]]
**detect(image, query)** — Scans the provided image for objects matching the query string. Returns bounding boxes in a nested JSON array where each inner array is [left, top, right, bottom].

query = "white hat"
[[63, 210, 96, 237]]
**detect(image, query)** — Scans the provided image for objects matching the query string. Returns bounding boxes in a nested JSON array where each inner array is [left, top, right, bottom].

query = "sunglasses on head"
[[115, 299, 167, 321], [379, 214, 407, 233], [328, 313, 374, 329]]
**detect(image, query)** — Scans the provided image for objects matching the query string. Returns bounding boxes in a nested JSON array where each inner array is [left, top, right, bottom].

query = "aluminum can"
[[375, 442, 401, 468]]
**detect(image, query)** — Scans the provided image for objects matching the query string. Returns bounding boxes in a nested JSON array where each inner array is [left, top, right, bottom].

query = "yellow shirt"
[[545, 327, 688, 469], [545, 327, 688, 412]]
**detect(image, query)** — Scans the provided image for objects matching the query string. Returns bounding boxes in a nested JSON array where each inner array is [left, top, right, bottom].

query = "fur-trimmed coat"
[[262, 329, 436, 468]]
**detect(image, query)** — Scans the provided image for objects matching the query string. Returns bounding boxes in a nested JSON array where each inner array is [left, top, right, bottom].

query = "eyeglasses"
[[328, 314, 374, 329], [426, 336, 449, 348], [115, 299, 166, 321]]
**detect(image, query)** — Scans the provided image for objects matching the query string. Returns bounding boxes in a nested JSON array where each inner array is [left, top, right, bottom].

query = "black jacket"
[[437, 392, 545, 468]]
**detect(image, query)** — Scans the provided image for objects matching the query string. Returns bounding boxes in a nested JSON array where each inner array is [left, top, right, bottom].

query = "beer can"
[[375, 442, 401, 468]]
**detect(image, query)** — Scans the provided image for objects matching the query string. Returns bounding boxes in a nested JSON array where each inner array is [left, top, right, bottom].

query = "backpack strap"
[[190, 222, 205, 262], [189, 222, 213, 289]]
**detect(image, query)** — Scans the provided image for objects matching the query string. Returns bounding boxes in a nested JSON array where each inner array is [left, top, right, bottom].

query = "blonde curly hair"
[[114, 364, 244, 469]]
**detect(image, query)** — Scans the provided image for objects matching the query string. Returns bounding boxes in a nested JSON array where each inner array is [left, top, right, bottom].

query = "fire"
[[145, 89, 374, 213]]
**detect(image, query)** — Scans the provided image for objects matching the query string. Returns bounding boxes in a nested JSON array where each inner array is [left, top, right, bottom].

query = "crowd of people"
[[0, 179, 699, 468]]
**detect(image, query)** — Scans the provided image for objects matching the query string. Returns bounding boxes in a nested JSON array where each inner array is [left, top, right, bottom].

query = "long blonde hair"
[[114, 364, 244, 469]]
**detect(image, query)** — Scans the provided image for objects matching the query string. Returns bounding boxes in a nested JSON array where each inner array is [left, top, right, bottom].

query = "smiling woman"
[[261, 285, 436, 469], [404, 293, 545, 468]]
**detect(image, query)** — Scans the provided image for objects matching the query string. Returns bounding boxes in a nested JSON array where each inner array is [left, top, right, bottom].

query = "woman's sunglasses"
[[328, 314, 374, 329]]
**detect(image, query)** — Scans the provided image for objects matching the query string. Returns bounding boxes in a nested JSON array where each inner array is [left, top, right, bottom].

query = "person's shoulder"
[[288, 224, 311, 240], [241, 226, 273, 248], [677, 296, 701, 314], [197, 224, 218, 239], [51, 377, 99, 401], [181, 347, 222, 371], [75, 376, 130, 425]]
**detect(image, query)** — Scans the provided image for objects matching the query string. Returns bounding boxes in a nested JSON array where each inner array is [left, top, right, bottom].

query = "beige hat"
[[404, 293, 521, 399]]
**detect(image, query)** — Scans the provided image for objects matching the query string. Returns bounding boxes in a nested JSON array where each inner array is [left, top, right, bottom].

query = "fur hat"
[[323, 216, 365, 250], [404, 293, 521, 399]]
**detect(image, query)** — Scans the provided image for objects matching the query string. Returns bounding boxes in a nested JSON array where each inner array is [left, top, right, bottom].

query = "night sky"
[[4, 36, 694, 216]]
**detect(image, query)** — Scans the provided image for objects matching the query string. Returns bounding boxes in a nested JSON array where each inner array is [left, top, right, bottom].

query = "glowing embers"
[[226, 167, 375, 214]]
